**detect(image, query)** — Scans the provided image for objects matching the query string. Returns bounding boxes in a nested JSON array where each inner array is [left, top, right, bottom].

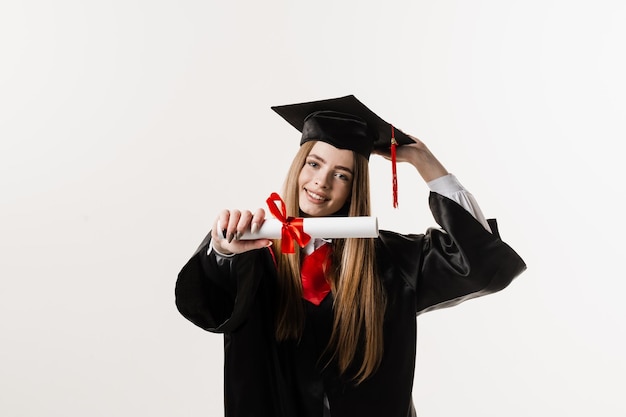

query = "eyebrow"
[[307, 153, 354, 175]]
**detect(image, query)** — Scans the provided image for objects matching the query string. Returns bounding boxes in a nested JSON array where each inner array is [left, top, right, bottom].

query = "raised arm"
[[374, 135, 491, 231]]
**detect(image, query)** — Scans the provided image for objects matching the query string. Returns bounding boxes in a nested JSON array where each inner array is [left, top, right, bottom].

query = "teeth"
[[307, 190, 325, 201]]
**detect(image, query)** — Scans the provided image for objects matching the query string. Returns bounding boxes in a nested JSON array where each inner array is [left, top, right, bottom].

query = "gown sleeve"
[[378, 192, 526, 315], [175, 232, 270, 333], [427, 173, 492, 232], [417, 192, 526, 313]]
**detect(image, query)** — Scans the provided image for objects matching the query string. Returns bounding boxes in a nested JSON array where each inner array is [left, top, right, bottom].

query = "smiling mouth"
[[305, 188, 328, 202]]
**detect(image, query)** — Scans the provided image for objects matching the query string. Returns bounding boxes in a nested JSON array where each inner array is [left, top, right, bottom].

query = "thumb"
[[247, 239, 273, 251], [372, 149, 392, 161], [229, 238, 273, 254]]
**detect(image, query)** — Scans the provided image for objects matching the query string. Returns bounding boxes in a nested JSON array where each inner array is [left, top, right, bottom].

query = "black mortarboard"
[[271, 95, 414, 159], [271, 95, 415, 207]]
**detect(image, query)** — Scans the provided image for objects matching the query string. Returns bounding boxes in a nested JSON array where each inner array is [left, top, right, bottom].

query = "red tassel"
[[391, 125, 398, 208]]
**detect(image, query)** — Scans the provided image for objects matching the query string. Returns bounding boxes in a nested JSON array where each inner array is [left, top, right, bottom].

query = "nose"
[[314, 171, 331, 189]]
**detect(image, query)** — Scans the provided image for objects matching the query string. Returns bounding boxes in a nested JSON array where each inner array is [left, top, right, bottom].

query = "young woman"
[[175, 95, 526, 417]]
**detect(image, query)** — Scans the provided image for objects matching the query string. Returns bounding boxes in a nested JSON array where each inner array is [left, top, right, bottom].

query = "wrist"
[[410, 150, 448, 182], [210, 239, 235, 257]]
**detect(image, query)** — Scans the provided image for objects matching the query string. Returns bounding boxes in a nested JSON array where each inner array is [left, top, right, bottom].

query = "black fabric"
[[301, 111, 374, 159], [271, 95, 415, 157], [175, 193, 526, 417]]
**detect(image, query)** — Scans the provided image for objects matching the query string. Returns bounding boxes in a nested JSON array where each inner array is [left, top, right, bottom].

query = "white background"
[[1, 1, 624, 416]]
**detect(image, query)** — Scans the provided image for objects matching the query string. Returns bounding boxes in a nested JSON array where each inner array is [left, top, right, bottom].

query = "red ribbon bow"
[[266, 192, 311, 253]]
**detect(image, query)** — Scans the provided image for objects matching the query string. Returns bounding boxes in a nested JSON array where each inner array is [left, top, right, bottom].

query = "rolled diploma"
[[239, 216, 379, 240]]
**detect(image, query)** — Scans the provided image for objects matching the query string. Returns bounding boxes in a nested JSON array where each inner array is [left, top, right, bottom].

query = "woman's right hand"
[[210, 208, 273, 255]]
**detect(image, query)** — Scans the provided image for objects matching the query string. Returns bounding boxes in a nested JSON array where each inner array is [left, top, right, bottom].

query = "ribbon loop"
[[266, 193, 311, 253]]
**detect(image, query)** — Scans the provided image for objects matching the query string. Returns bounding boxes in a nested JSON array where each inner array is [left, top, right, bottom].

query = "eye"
[[335, 172, 351, 182], [306, 160, 319, 168]]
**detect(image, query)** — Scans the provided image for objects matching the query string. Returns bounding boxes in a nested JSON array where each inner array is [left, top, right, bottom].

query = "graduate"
[[175, 95, 527, 417]]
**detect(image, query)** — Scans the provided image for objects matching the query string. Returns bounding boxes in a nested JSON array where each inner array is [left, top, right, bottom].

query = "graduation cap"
[[271, 95, 414, 208]]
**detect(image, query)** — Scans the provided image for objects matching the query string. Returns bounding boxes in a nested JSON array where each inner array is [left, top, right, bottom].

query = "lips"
[[304, 188, 328, 202]]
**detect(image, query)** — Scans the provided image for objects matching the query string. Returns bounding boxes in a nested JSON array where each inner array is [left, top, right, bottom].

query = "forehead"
[[308, 141, 354, 168]]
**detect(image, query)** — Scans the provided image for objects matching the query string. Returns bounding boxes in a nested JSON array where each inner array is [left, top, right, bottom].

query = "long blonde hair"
[[273, 141, 386, 384]]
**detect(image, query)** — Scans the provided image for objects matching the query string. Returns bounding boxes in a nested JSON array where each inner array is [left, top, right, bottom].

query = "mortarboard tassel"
[[391, 125, 398, 208]]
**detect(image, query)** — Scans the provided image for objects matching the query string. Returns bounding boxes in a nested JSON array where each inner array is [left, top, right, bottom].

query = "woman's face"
[[298, 141, 354, 217]]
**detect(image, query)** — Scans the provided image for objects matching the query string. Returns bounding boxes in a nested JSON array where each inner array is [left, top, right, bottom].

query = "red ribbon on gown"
[[266, 192, 311, 254], [300, 243, 332, 305]]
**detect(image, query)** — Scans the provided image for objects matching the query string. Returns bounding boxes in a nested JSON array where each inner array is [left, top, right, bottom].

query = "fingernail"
[[251, 222, 258, 235], [227, 233, 235, 243], [222, 229, 227, 239], [235, 231, 243, 241], [265, 240, 273, 247]]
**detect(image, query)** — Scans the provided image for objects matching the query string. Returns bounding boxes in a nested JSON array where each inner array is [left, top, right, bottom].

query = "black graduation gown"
[[175, 193, 526, 417]]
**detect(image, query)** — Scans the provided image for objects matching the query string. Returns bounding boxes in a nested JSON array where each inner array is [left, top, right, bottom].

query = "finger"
[[226, 210, 241, 243], [215, 209, 232, 240], [236, 210, 254, 240], [251, 208, 266, 235]]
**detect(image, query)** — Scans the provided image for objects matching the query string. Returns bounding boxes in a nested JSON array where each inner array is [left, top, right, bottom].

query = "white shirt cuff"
[[427, 173, 466, 196]]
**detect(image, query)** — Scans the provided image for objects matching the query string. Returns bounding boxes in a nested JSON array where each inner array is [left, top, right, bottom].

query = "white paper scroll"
[[239, 216, 379, 240]]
